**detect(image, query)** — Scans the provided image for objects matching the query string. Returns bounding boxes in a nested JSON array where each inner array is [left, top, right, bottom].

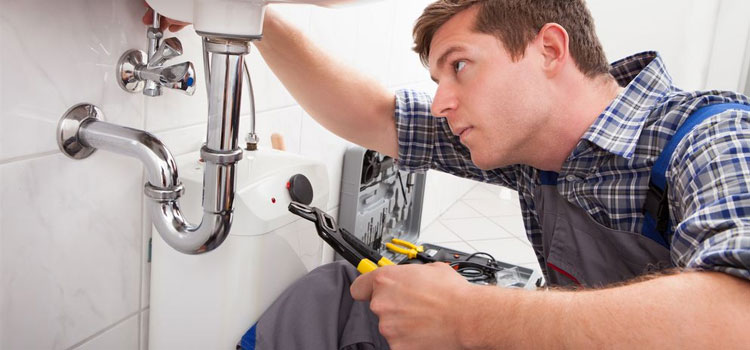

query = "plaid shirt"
[[394, 51, 750, 281]]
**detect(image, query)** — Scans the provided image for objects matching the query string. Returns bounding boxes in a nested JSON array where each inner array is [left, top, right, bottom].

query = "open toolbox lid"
[[337, 146, 543, 288], [338, 146, 426, 262]]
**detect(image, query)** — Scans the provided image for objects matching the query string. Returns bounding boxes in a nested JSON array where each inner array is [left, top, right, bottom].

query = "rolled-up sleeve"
[[393, 89, 519, 188], [670, 110, 750, 281]]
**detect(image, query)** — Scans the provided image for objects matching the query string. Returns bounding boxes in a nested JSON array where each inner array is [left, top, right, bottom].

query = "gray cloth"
[[253, 261, 390, 350], [536, 182, 672, 287]]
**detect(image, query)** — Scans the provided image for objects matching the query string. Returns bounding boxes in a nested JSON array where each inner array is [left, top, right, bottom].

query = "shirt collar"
[[577, 51, 674, 159]]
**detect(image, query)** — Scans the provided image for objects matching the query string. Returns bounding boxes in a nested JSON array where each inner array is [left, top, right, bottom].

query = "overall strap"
[[642, 103, 750, 248]]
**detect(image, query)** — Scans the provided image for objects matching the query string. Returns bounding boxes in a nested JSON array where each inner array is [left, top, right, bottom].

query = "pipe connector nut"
[[144, 183, 185, 201], [200, 145, 243, 164]]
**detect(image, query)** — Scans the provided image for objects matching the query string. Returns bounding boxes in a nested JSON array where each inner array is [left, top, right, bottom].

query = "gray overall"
[[240, 261, 390, 350], [536, 171, 673, 287]]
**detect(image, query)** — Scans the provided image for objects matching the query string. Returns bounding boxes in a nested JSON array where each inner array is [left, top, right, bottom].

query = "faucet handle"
[[148, 38, 184, 68], [160, 61, 196, 95], [117, 50, 196, 96]]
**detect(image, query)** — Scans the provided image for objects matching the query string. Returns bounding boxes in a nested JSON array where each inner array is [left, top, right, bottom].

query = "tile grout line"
[[137, 169, 146, 350], [147, 104, 302, 135], [0, 150, 60, 166], [64, 310, 141, 350], [452, 183, 535, 260], [429, 182, 539, 269]]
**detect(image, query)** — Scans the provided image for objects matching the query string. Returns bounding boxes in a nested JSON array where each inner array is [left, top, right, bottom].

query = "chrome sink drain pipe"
[[57, 38, 252, 254], [202, 37, 259, 151]]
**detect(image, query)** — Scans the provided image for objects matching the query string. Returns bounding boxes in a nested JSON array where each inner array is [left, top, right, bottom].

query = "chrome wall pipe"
[[58, 38, 254, 254], [78, 119, 180, 189]]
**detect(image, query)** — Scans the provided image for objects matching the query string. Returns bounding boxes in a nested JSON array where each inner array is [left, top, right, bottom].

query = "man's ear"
[[536, 23, 569, 78]]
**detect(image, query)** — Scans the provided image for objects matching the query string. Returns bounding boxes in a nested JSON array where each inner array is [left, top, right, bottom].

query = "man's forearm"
[[462, 271, 750, 349], [254, 10, 399, 157]]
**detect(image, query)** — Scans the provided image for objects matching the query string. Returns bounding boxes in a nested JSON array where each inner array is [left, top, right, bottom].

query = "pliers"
[[288, 201, 394, 274], [385, 238, 437, 263]]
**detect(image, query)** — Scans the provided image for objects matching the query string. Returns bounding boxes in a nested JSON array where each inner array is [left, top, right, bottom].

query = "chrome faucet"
[[117, 12, 196, 96]]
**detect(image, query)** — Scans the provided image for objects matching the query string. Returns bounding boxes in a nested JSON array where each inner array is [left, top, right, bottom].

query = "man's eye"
[[454, 61, 466, 73]]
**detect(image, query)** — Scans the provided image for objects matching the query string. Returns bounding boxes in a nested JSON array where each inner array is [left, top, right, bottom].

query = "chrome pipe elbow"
[[57, 103, 234, 254], [148, 200, 232, 254], [78, 119, 180, 189]]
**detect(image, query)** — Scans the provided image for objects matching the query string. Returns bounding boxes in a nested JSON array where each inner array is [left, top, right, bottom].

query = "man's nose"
[[431, 84, 457, 117]]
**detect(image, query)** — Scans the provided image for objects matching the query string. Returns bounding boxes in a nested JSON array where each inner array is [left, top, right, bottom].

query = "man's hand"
[[350, 263, 475, 350], [141, 3, 190, 32]]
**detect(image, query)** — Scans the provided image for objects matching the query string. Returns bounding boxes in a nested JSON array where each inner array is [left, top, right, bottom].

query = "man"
[[148, 0, 750, 348]]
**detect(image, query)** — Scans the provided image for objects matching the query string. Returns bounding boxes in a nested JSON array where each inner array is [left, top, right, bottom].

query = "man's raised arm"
[[254, 9, 400, 158]]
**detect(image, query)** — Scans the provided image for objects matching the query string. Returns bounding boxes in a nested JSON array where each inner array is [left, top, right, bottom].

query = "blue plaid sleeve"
[[669, 109, 750, 280], [393, 89, 519, 188]]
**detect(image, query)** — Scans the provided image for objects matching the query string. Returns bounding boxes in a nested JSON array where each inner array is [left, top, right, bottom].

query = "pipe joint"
[[200, 145, 244, 164], [144, 183, 185, 201]]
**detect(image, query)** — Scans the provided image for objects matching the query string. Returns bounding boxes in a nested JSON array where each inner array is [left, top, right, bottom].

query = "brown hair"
[[413, 0, 610, 78]]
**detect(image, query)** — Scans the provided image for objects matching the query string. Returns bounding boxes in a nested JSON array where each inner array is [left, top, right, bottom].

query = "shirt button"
[[565, 175, 579, 182]]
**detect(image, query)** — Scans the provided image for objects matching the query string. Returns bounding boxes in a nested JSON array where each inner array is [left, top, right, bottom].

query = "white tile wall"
[[0, 0, 145, 162], [1, 153, 142, 349], [588, 0, 721, 91], [75, 314, 140, 350], [0, 1, 439, 348], [2, 0, 748, 349]]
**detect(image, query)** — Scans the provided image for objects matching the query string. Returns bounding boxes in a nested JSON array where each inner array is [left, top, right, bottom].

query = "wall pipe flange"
[[117, 49, 148, 93], [57, 103, 102, 160]]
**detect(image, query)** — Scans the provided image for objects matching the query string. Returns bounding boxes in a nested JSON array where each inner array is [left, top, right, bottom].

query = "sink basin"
[[147, 0, 379, 38]]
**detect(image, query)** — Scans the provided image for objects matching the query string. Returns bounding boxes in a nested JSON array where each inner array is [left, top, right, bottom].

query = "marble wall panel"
[[0, 153, 142, 350]]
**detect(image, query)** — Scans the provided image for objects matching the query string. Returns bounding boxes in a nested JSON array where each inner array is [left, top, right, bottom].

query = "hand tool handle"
[[391, 238, 424, 253], [385, 242, 417, 259], [340, 228, 394, 267], [288, 201, 380, 274]]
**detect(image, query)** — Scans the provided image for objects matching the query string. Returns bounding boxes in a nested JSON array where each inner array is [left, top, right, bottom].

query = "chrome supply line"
[[243, 59, 259, 150], [143, 11, 163, 96]]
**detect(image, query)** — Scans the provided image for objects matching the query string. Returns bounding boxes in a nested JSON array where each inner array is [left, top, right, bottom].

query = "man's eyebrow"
[[430, 46, 467, 83], [436, 46, 466, 68]]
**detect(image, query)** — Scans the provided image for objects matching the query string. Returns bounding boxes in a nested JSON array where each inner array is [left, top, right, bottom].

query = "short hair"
[[413, 0, 611, 78]]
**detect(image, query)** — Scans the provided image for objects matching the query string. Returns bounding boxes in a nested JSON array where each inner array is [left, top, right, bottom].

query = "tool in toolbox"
[[291, 201, 542, 288], [385, 238, 437, 263], [288, 201, 394, 274]]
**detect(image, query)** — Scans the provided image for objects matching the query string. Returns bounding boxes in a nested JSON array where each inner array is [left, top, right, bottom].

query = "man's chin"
[[470, 154, 506, 171]]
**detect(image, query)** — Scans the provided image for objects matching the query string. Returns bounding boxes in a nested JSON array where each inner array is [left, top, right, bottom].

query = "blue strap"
[[643, 103, 750, 248], [237, 323, 258, 350], [651, 103, 750, 189], [539, 170, 559, 186]]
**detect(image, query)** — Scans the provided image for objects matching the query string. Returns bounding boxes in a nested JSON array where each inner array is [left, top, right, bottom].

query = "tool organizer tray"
[[338, 146, 542, 288], [338, 146, 426, 261], [402, 243, 541, 288]]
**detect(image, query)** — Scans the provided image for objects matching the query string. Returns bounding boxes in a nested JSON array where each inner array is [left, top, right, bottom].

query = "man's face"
[[428, 7, 550, 170]]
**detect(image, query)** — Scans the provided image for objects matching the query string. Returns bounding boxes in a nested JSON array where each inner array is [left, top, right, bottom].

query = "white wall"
[[588, 0, 750, 92], [0, 0, 441, 348], [1, 0, 749, 349]]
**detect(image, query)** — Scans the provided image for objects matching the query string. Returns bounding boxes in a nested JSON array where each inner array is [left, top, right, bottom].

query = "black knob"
[[288, 174, 313, 205]]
